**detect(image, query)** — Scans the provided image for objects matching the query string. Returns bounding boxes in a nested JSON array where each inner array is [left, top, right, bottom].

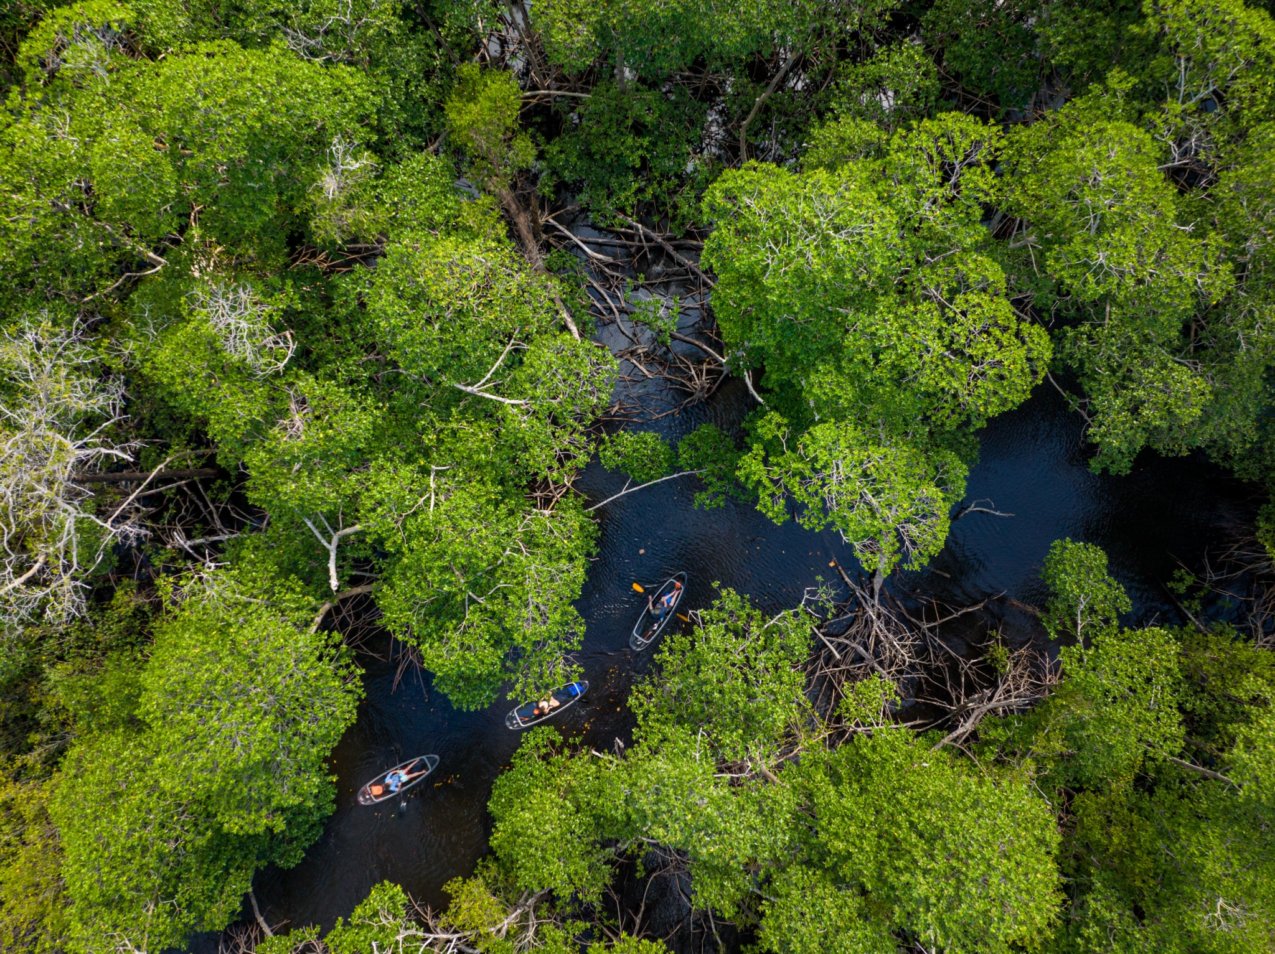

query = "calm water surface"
[[239, 386, 1252, 941], [219, 235, 1256, 943]]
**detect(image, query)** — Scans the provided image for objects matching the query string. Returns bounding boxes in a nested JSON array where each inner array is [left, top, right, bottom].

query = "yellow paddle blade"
[[631, 582, 645, 593], [676, 613, 690, 622]]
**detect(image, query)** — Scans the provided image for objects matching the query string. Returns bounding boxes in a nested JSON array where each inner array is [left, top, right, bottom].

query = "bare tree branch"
[[450, 382, 530, 405], [0, 319, 140, 629], [302, 516, 363, 592], [79, 467, 221, 484], [584, 470, 704, 513], [614, 213, 714, 287], [1167, 755, 1239, 787]]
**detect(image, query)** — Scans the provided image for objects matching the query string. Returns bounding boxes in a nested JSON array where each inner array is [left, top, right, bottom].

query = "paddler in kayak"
[[369, 762, 428, 799], [532, 695, 562, 719], [649, 579, 682, 621]]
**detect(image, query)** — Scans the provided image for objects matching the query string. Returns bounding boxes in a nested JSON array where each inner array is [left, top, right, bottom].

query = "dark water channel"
[[224, 232, 1257, 943]]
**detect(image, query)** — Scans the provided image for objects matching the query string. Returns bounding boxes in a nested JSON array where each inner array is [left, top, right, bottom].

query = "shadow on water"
[[926, 384, 1255, 623]]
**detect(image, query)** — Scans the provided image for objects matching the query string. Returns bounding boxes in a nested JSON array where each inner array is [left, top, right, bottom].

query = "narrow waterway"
[[225, 224, 1257, 942], [241, 391, 1252, 940]]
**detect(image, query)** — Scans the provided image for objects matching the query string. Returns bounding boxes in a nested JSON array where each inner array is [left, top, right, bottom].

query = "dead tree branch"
[[615, 213, 714, 287], [585, 470, 704, 513]]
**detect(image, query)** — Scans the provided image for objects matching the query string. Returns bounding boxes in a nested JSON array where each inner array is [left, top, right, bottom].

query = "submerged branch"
[[668, 330, 725, 364], [247, 889, 273, 937], [614, 213, 713, 288], [954, 498, 1014, 520]]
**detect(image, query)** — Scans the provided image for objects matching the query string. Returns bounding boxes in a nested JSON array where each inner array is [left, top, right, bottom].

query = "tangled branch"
[[0, 320, 138, 629]]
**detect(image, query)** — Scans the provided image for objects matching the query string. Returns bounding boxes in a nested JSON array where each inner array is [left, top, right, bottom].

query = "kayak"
[[630, 571, 687, 651], [505, 680, 589, 730], [356, 754, 439, 805]]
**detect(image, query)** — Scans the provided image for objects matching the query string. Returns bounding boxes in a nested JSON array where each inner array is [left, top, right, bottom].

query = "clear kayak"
[[356, 754, 439, 805], [505, 680, 588, 730], [630, 572, 687, 651]]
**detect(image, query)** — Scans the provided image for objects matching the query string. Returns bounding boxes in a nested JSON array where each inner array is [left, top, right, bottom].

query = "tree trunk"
[[498, 185, 581, 339]]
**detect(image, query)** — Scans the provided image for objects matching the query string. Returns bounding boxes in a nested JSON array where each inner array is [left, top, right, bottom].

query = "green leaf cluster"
[[1040, 538, 1133, 643], [531, 0, 893, 81], [631, 588, 812, 764], [737, 415, 965, 575], [598, 430, 673, 485], [445, 64, 535, 193], [542, 81, 715, 227]]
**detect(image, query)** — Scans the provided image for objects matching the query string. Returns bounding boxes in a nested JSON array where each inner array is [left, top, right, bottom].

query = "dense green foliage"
[[50, 570, 360, 948], [1, 0, 1274, 950], [0, 2, 611, 945], [985, 549, 1275, 953], [456, 591, 1065, 951], [1040, 538, 1134, 642]]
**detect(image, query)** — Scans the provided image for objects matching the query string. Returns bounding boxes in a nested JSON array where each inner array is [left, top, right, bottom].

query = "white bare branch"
[[0, 319, 139, 630], [953, 498, 1014, 520], [466, 331, 524, 392], [303, 516, 363, 592], [195, 282, 296, 376], [740, 365, 766, 405], [450, 382, 529, 405], [584, 470, 704, 513]]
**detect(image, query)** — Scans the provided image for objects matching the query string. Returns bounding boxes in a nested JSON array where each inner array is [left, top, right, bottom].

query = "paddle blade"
[[676, 613, 690, 622], [631, 582, 645, 593]]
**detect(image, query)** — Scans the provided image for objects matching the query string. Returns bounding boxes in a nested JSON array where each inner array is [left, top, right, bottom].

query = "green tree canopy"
[[0, 34, 377, 301], [793, 733, 1061, 953], [700, 113, 1048, 576], [1040, 538, 1133, 643], [530, 0, 895, 80], [737, 415, 966, 576], [51, 569, 360, 950], [631, 588, 812, 765]]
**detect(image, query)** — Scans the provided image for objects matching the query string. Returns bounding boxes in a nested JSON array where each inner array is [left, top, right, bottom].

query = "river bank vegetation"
[[0, 1, 1272, 952]]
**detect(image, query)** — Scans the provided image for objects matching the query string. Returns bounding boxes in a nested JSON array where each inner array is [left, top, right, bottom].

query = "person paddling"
[[631, 573, 688, 652], [649, 579, 682, 621], [358, 755, 440, 805], [370, 762, 425, 798]]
